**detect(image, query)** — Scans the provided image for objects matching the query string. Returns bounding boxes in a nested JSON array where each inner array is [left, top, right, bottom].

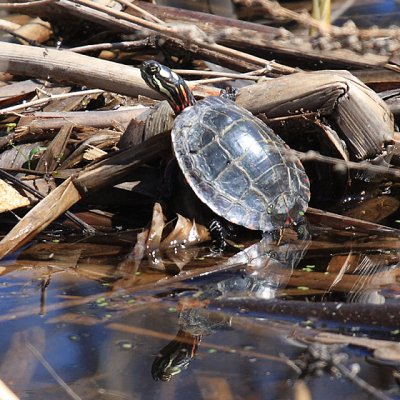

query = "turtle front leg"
[[209, 218, 239, 252], [209, 219, 227, 252]]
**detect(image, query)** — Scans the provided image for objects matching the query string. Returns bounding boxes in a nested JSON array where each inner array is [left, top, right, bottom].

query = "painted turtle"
[[140, 61, 310, 231]]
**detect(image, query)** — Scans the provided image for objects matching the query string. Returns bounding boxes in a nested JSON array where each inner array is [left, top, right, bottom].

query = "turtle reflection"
[[151, 228, 310, 381]]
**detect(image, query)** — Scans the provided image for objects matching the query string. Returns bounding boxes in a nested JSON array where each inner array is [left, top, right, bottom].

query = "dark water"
[[334, 0, 400, 28], [1, 230, 400, 400]]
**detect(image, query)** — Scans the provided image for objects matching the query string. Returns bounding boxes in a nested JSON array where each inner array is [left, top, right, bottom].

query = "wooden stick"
[[0, 0, 52, 9], [0, 42, 158, 99]]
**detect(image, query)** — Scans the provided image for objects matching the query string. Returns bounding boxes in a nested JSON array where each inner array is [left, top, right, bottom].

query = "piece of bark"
[[0, 79, 40, 105], [0, 142, 47, 170], [354, 69, 400, 92], [288, 268, 397, 293], [0, 179, 30, 212], [0, 108, 147, 152], [305, 237, 400, 254], [237, 70, 394, 160], [35, 123, 73, 172], [327, 254, 361, 273]]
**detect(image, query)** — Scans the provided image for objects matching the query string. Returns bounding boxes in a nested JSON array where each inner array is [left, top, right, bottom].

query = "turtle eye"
[[149, 64, 160, 74], [141, 60, 161, 76]]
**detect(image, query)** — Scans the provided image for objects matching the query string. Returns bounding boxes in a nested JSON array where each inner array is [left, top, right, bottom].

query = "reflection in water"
[[1, 225, 400, 398], [152, 329, 201, 381], [151, 230, 310, 381]]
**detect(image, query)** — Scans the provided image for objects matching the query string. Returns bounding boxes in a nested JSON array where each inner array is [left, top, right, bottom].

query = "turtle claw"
[[220, 86, 238, 101]]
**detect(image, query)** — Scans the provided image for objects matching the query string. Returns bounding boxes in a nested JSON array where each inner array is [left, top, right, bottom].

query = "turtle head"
[[140, 60, 195, 115]]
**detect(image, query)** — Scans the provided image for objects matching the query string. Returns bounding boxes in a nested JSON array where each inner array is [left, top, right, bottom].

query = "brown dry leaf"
[[146, 202, 165, 251], [130, 203, 166, 271], [162, 214, 211, 247], [164, 247, 201, 275], [131, 205, 210, 273], [0, 179, 30, 213], [142, 204, 211, 250]]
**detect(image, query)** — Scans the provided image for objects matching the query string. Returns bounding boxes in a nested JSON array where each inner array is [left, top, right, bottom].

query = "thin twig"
[[0, 89, 104, 115], [175, 69, 261, 81], [116, 0, 165, 24], [333, 358, 392, 400], [0, 0, 53, 9], [68, 38, 152, 53], [292, 148, 398, 178], [26, 343, 83, 400], [192, 76, 258, 85], [181, 67, 273, 84]]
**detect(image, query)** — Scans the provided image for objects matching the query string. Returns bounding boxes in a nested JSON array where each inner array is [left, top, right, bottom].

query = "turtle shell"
[[172, 96, 310, 231]]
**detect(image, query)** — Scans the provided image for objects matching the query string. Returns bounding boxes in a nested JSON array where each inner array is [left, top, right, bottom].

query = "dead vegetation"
[[1, 1, 400, 398]]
